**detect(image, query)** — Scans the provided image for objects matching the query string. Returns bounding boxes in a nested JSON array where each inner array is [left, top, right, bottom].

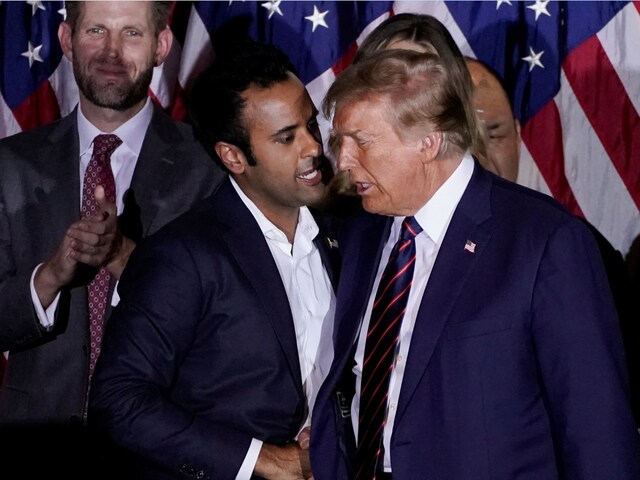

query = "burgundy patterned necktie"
[[82, 134, 121, 376], [356, 216, 422, 480]]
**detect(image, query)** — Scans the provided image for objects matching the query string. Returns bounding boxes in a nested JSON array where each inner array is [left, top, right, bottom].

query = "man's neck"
[[258, 205, 300, 244], [79, 96, 147, 133]]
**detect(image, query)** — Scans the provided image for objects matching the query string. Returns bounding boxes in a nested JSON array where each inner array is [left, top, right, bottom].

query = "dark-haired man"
[[90, 39, 339, 480]]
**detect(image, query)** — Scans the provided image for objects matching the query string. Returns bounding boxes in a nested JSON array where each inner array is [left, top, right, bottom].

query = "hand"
[[297, 427, 314, 480], [34, 224, 81, 308], [67, 185, 135, 279], [297, 426, 311, 450], [254, 442, 312, 480], [66, 186, 118, 266]]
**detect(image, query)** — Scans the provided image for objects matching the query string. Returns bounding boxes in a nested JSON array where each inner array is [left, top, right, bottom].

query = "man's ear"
[[154, 27, 173, 67], [419, 131, 443, 162], [58, 22, 73, 62], [215, 142, 246, 174]]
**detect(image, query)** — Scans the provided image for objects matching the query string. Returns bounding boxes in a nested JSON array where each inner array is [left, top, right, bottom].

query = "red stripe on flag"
[[0, 354, 6, 386], [563, 35, 640, 211], [149, 85, 187, 121], [168, 82, 188, 121], [521, 102, 584, 218], [634, 1, 640, 14], [12, 80, 61, 132], [331, 42, 358, 76]]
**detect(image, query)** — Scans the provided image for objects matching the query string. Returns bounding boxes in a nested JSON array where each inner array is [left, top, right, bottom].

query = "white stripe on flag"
[[151, 41, 183, 109], [597, 4, 640, 118], [178, 6, 215, 92], [0, 89, 21, 138], [517, 142, 552, 197], [556, 69, 639, 253], [48, 56, 78, 117]]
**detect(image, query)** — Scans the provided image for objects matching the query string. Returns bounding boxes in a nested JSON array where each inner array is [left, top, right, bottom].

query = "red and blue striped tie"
[[356, 216, 422, 480]]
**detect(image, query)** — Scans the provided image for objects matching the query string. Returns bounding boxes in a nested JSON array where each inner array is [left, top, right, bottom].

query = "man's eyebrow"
[[271, 124, 298, 138], [332, 128, 363, 137]]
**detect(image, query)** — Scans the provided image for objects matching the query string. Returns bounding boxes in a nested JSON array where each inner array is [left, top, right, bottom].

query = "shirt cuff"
[[30, 263, 60, 329], [235, 438, 263, 480]]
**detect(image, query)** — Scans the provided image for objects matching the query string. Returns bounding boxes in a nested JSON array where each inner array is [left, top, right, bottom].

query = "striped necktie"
[[356, 216, 422, 480]]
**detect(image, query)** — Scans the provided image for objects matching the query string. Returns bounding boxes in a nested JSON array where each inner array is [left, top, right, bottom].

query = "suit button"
[[179, 464, 195, 475]]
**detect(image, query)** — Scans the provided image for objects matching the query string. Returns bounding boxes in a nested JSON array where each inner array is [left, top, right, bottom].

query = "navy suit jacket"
[[0, 106, 224, 425], [89, 178, 341, 480], [311, 162, 640, 480]]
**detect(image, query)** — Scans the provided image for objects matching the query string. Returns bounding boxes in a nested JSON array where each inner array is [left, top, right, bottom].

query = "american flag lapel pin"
[[327, 237, 339, 249], [464, 240, 476, 253]]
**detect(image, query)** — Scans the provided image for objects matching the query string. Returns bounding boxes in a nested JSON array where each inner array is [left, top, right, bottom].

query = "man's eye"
[[88, 27, 105, 35], [126, 30, 142, 37], [277, 134, 294, 144]]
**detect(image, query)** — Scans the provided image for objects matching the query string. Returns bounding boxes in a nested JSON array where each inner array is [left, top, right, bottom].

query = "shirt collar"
[[394, 151, 474, 245], [229, 177, 319, 246], [76, 98, 154, 157]]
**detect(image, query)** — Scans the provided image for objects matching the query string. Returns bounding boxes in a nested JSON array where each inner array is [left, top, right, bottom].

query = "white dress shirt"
[[30, 99, 154, 328], [351, 153, 475, 472], [230, 178, 336, 480]]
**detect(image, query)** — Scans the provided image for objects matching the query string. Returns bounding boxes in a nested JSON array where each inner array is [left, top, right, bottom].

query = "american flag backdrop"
[[1, 0, 639, 259]]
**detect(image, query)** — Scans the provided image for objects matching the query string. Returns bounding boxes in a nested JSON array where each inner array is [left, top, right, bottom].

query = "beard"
[[73, 57, 154, 111]]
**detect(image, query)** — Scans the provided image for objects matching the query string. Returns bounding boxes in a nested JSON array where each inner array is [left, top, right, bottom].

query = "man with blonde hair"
[[310, 49, 639, 480]]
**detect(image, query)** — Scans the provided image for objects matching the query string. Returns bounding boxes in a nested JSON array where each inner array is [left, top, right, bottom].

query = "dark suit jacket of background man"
[[310, 162, 640, 480], [0, 106, 224, 467], [89, 177, 341, 480]]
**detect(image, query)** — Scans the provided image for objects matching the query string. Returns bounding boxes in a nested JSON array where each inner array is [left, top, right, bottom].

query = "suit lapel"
[[396, 166, 493, 422], [129, 107, 182, 236], [214, 181, 304, 394], [39, 113, 81, 238], [333, 215, 392, 372], [311, 211, 341, 292]]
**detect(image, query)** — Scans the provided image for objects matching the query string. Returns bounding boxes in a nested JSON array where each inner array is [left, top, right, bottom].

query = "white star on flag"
[[464, 240, 476, 253], [27, 0, 46, 16], [57, 7, 66, 19], [496, 0, 512, 9], [21, 41, 44, 68], [527, 0, 551, 21], [261, 0, 283, 19], [522, 46, 545, 71], [305, 5, 329, 32]]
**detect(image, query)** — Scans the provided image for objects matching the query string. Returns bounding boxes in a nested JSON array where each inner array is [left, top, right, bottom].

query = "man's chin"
[[361, 198, 384, 215], [87, 89, 145, 111]]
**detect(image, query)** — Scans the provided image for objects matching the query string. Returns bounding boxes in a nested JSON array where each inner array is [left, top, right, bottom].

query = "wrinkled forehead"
[[333, 92, 392, 127], [76, 1, 154, 29]]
